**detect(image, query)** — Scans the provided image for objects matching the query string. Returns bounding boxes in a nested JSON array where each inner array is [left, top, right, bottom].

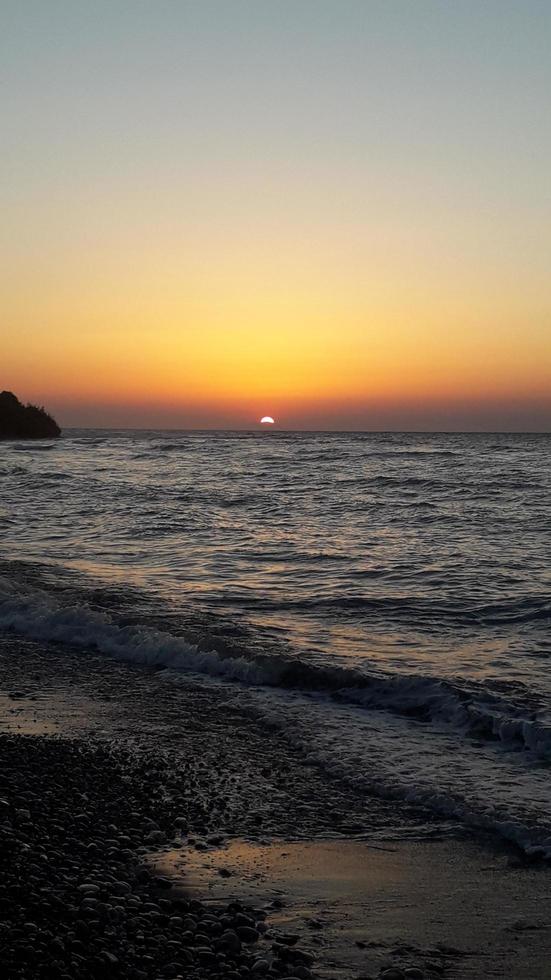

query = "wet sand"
[[1, 631, 550, 979], [152, 838, 551, 979]]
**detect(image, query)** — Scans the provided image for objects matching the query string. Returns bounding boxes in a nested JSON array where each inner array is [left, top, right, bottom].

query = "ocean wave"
[[38, 471, 73, 482], [11, 443, 57, 452], [0, 579, 549, 761], [215, 494, 262, 509], [150, 442, 188, 452], [0, 579, 270, 684], [0, 464, 28, 476], [362, 449, 459, 459], [365, 475, 452, 488], [207, 591, 551, 628]]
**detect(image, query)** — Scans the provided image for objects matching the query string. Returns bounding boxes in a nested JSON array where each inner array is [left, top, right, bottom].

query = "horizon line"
[[60, 425, 551, 435]]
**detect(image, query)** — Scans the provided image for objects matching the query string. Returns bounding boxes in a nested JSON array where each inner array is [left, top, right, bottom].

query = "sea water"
[[1, 430, 550, 853]]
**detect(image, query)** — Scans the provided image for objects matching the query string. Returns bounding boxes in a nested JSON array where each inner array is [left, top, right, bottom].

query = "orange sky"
[[2, 2, 551, 430]]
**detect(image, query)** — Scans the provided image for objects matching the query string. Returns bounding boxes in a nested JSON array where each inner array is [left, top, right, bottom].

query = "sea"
[[1, 430, 550, 855]]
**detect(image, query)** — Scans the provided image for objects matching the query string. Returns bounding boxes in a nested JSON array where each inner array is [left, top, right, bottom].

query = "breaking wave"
[[1, 577, 549, 762]]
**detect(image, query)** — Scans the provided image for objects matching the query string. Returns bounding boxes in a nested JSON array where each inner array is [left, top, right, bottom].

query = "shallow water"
[[1, 430, 550, 853]]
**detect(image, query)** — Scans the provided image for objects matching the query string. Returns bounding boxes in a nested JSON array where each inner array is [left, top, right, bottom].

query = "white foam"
[[184, 674, 551, 858], [343, 681, 551, 761], [0, 578, 267, 684]]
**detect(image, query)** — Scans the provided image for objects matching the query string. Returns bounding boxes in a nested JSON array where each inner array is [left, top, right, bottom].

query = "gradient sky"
[[2, 0, 550, 430]]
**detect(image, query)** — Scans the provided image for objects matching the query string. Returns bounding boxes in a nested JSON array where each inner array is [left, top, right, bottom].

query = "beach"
[[2, 631, 550, 980]]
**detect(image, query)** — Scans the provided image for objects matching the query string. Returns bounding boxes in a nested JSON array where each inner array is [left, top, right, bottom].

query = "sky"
[[2, 0, 550, 430]]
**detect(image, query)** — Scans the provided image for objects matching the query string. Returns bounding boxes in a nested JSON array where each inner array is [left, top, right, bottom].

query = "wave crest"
[[0, 578, 549, 762]]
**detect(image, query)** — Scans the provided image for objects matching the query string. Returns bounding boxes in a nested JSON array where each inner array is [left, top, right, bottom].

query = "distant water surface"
[[1, 430, 550, 854]]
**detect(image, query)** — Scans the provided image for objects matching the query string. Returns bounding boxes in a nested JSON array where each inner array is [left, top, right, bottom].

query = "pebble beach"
[[2, 632, 551, 980]]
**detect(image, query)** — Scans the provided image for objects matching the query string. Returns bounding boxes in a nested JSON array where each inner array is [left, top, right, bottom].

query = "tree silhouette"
[[0, 391, 61, 439]]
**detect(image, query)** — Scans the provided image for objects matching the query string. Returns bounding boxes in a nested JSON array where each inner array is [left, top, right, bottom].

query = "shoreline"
[[1, 632, 551, 979]]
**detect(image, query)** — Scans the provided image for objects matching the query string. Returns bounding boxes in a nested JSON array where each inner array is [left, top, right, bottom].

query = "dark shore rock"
[[0, 390, 60, 439]]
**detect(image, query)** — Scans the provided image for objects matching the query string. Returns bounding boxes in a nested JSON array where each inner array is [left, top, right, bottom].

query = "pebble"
[[237, 925, 260, 943], [251, 959, 270, 974], [146, 830, 166, 845]]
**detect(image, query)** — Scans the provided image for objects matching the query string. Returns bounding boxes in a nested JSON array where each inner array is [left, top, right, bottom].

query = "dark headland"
[[0, 390, 61, 439]]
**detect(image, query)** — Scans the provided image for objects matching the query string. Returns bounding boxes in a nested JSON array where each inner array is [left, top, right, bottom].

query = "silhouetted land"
[[0, 390, 60, 439]]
